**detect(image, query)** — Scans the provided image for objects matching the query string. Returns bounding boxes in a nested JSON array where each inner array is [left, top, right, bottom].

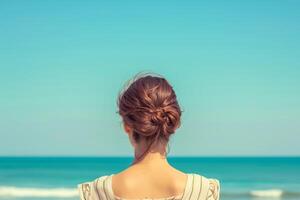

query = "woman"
[[78, 72, 220, 200]]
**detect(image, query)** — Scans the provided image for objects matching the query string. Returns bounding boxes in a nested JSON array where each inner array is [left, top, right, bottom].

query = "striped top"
[[78, 173, 220, 200]]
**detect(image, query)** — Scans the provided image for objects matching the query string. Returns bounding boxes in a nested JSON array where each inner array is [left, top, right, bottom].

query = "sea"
[[0, 157, 299, 200]]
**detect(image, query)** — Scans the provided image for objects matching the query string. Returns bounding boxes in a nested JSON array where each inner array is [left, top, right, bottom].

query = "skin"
[[111, 123, 188, 199]]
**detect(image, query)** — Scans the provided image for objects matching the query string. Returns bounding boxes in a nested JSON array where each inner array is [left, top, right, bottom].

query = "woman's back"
[[78, 172, 220, 200], [111, 162, 190, 199]]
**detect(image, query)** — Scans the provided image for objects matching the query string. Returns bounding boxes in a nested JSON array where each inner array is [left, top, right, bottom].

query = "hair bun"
[[150, 107, 167, 125], [142, 104, 178, 138], [117, 73, 182, 141]]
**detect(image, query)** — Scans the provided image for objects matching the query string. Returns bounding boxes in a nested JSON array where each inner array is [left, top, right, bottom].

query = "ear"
[[123, 123, 132, 134]]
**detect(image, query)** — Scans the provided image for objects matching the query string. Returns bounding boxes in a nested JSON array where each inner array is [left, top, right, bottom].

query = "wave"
[[222, 189, 300, 199], [0, 186, 78, 197], [250, 189, 283, 197], [1, 186, 300, 199]]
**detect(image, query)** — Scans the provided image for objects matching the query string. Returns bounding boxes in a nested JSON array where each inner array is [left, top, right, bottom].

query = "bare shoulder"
[[112, 167, 137, 185], [111, 168, 136, 196], [112, 166, 189, 197], [169, 167, 189, 191]]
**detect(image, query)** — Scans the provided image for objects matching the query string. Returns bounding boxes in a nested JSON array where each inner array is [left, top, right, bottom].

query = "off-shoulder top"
[[78, 173, 220, 200]]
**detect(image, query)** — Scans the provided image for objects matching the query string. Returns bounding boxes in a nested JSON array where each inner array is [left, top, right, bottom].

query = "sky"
[[0, 1, 299, 156]]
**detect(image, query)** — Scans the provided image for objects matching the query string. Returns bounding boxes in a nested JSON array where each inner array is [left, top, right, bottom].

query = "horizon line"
[[0, 155, 299, 158]]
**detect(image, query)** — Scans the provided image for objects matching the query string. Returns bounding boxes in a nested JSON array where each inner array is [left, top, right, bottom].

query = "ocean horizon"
[[0, 156, 299, 200]]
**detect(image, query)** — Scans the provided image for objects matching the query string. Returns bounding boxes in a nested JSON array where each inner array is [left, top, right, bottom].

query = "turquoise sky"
[[0, 1, 299, 156]]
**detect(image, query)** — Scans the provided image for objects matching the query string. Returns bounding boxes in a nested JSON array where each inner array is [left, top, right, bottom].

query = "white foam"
[[250, 189, 283, 198], [0, 186, 78, 197]]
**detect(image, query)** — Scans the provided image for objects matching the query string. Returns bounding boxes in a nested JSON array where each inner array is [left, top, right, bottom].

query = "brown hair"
[[117, 72, 182, 164]]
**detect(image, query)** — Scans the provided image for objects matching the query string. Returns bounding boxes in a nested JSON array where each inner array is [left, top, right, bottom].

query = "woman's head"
[[117, 72, 182, 163]]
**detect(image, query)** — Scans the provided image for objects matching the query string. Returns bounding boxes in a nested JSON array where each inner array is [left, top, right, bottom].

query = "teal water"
[[0, 157, 299, 200]]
